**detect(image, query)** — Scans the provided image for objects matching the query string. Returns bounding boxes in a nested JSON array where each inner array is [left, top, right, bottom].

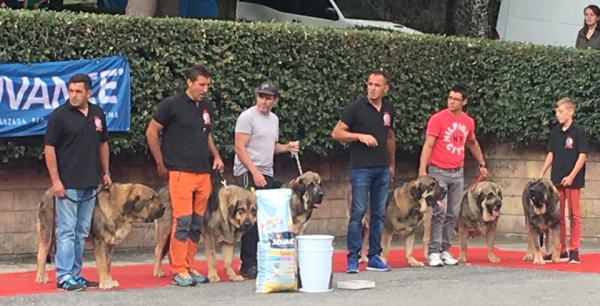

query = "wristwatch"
[[479, 163, 487, 168], [102, 171, 111, 176]]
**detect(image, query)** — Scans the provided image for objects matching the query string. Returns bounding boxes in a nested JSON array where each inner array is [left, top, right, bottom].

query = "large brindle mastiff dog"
[[280, 171, 324, 236], [456, 181, 504, 264], [35, 183, 165, 289], [379, 176, 447, 266], [522, 178, 561, 265], [153, 172, 257, 283]]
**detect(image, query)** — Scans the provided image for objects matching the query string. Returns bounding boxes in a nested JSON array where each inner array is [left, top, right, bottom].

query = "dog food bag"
[[255, 188, 298, 293]]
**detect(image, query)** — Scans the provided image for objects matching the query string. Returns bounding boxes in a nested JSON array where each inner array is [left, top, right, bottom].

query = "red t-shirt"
[[425, 109, 475, 169]]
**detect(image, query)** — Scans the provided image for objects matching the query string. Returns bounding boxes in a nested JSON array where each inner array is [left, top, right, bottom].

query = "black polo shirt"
[[152, 93, 214, 173], [339, 96, 395, 169], [44, 101, 109, 189], [548, 121, 588, 188]]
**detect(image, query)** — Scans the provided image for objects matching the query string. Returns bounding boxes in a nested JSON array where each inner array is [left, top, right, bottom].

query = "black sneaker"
[[57, 275, 86, 291], [76, 276, 99, 288], [568, 251, 580, 264], [240, 266, 257, 279], [543, 251, 569, 262]]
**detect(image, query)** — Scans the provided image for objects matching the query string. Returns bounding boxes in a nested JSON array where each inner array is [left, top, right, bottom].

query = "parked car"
[[236, 0, 422, 34]]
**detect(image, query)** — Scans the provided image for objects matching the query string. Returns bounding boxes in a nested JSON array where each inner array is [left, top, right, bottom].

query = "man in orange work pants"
[[146, 65, 225, 287]]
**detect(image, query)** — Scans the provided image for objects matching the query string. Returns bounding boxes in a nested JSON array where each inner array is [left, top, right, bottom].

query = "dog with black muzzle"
[[456, 181, 504, 264], [376, 176, 447, 267], [152, 172, 257, 282], [35, 183, 165, 289], [522, 178, 561, 265], [281, 171, 325, 236]]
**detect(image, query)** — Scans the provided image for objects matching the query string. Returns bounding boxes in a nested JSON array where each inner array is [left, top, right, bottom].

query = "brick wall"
[[1, 142, 599, 256]]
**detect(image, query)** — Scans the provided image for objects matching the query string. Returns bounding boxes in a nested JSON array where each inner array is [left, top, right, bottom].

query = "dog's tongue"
[[437, 200, 444, 207], [493, 210, 500, 217], [314, 203, 321, 208]]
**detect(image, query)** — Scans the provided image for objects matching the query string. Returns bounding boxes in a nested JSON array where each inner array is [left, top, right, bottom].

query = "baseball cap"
[[256, 82, 279, 97]]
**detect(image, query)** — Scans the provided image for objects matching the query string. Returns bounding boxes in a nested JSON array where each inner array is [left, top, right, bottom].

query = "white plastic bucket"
[[296, 235, 335, 293]]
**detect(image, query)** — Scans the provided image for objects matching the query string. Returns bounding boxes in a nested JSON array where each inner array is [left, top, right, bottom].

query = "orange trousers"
[[557, 188, 582, 253], [168, 171, 211, 275]]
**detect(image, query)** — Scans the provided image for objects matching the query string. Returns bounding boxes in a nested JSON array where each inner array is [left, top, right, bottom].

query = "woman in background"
[[576, 5, 600, 49]]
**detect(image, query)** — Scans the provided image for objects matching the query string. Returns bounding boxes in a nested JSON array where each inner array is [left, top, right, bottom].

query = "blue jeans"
[[55, 188, 96, 280], [346, 166, 390, 263]]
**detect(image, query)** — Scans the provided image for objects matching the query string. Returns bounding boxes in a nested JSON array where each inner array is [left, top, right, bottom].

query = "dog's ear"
[[293, 178, 305, 196], [122, 195, 141, 215], [410, 180, 421, 201], [228, 200, 241, 219]]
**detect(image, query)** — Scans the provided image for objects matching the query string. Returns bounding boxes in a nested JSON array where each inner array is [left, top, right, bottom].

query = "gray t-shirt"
[[233, 106, 279, 177]]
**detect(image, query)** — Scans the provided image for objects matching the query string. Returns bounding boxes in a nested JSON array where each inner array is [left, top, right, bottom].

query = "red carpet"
[[2, 247, 599, 297]]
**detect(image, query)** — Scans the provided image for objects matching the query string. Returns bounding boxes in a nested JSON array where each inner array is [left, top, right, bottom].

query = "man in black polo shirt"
[[331, 71, 396, 273], [538, 97, 588, 264], [44, 73, 111, 291], [146, 65, 224, 287]]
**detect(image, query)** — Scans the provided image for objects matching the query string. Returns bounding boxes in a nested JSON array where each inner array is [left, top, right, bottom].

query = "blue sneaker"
[[172, 272, 198, 287], [346, 261, 359, 274], [188, 269, 209, 284], [76, 276, 99, 288], [56, 275, 86, 291], [366, 255, 391, 272]]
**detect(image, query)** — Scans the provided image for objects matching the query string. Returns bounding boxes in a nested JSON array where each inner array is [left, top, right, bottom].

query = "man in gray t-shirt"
[[233, 82, 299, 279]]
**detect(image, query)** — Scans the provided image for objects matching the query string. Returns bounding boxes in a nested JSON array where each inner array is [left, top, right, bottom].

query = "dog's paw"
[[35, 272, 49, 283], [99, 279, 119, 289], [359, 256, 368, 264], [208, 273, 220, 283], [407, 259, 424, 267], [488, 254, 501, 263], [153, 269, 165, 278], [551, 255, 561, 264], [533, 255, 545, 265], [228, 274, 245, 282], [523, 253, 534, 261], [457, 253, 467, 264]]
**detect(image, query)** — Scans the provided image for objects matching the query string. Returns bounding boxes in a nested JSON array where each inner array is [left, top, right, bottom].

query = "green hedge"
[[1, 9, 599, 163]]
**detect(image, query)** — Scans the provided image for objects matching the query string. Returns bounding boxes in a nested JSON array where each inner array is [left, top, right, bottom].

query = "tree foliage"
[[0, 9, 599, 164]]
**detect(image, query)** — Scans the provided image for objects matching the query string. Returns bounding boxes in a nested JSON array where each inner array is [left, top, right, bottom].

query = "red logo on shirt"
[[202, 110, 211, 125], [94, 116, 103, 132], [565, 136, 573, 149], [382, 112, 391, 127]]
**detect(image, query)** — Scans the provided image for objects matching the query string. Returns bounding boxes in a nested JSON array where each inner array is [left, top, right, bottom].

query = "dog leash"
[[63, 187, 105, 203], [469, 173, 485, 192], [291, 151, 303, 175], [215, 171, 228, 188]]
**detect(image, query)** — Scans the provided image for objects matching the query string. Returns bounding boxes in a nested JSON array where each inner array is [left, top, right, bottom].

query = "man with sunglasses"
[[418, 84, 488, 267]]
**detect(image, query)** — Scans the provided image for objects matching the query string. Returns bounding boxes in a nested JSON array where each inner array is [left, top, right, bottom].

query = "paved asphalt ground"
[[1, 236, 599, 306]]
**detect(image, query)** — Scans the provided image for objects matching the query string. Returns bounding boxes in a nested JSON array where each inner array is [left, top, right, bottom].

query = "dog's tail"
[[46, 197, 57, 264]]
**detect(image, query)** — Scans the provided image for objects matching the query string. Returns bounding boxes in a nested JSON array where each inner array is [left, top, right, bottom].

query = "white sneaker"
[[428, 253, 444, 267], [441, 251, 458, 266]]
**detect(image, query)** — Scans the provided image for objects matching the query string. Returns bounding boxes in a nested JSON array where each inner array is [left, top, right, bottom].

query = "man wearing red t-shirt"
[[418, 84, 488, 267]]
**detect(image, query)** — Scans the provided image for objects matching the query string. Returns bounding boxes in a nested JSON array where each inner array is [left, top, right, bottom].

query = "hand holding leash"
[[469, 172, 486, 193]]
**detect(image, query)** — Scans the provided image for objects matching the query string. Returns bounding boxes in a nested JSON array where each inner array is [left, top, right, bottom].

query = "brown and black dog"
[[280, 171, 325, 236], [380, 176, 446, 266], [152, 172, 257, 283], [353, 176, 446, 266], [456, 181, 504, 264], [35, 183, 165, 289], [522, 178, 562, 265]]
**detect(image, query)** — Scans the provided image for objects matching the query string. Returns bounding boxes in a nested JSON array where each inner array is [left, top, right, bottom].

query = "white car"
[[236, 0, 422, 34]]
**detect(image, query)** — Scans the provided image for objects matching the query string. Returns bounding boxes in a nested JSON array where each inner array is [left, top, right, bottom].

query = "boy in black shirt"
[[539, 97, 587, 264]]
